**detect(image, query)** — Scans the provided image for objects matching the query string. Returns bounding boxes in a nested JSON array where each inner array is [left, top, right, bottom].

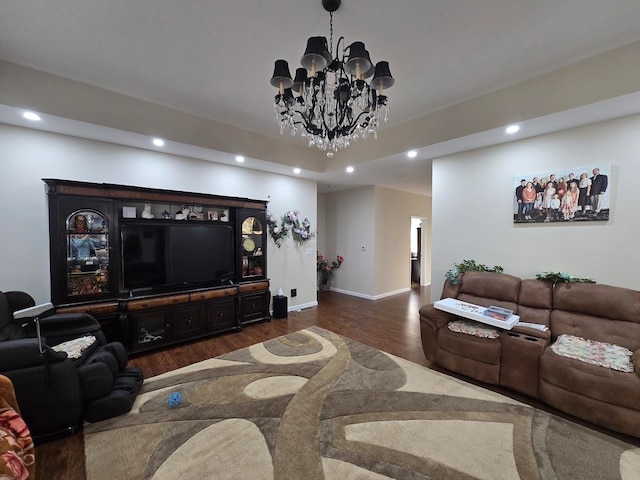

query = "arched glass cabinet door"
[[240, 216, 265, 279], [66, 209, 111, 297]]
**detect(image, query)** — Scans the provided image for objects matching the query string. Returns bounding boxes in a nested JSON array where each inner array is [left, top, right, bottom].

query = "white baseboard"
[[270, 300, 318, 315], [289, 300, 318, 311], [329, 287, 411, 300]]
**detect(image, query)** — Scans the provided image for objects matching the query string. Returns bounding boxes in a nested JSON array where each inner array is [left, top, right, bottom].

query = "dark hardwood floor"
[[34, 285, 640, 479]]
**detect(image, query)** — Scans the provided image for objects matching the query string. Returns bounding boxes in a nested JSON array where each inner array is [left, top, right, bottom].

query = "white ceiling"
[[1, 0, 640, 195]]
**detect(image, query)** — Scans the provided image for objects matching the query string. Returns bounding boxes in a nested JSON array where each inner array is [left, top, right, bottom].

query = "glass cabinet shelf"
[[66, 210, 110, 297], [240, 215, 265, 279], [118, 201, 232, 223]]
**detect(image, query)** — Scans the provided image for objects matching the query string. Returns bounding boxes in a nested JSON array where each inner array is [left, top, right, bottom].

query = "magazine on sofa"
[[482, 306, 513, 321]]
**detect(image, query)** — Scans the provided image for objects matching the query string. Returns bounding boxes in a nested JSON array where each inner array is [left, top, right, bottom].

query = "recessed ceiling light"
[[505, 125, 520, 134], [235, 156, 245, 163], [152, 138, 165, 146], [23, 111, 41, 121], [407, 150, 417, 158], [293, 168, 301, 174], [346, 166, 354, 173]]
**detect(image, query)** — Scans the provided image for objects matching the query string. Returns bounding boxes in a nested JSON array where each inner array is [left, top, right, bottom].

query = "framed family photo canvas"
[[513, 164, 610, 224]]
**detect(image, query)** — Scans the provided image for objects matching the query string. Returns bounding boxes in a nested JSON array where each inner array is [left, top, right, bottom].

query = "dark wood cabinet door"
[[237, 209, 267, 282], [49, 195, 116, 305], [239, 291, 271, 325], [173, 304, 206, 340], [207, 298, 237, 333], [130, 310, 172, 351]]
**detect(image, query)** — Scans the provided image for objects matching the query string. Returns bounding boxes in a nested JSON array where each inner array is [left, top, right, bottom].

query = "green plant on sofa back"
[[445, 259, 504, 285], [535, 271, 596, 287]]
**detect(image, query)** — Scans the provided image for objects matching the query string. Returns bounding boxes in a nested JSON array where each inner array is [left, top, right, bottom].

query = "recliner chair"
[[0, 290, 143, 442]]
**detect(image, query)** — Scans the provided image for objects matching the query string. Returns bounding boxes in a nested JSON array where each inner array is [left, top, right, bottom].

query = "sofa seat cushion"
[[540, 349, 640, 411], [438, 325, 501, 365], [550, 334, 634, 373], [447, 319, 500, 339]]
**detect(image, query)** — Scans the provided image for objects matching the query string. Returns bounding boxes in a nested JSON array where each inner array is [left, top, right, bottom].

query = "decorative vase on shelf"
[[319, 282, 330, 292]]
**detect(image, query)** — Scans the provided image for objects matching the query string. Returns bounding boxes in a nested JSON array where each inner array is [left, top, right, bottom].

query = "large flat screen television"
[[121, 223, 235, 292]]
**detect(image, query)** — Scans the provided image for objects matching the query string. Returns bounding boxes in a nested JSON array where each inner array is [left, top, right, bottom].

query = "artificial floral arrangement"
[[267, 210, 314, 247], [317, 253, 344, 285], [267, 213, 287, 248], [535, 271, 596, 287], [283, 210, 314, 245], [445, 259, 504, 285]]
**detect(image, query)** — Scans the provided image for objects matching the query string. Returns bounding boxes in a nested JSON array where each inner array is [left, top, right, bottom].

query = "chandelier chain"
[[329, 12, 334, 55]]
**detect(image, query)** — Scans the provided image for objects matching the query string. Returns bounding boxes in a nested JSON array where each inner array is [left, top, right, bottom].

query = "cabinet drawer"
[[238, 281, 269, 294], [57, 301, 119, 316], [127, 294, 190, 312], [207, 298, 237, 333], [174, 305, 206, 340], [239, 291, 270, 324], [190, 287, 237, 302]]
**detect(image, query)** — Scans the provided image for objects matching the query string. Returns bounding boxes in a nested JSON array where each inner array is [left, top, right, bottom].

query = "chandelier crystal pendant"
[[270, 0, 394, 157]]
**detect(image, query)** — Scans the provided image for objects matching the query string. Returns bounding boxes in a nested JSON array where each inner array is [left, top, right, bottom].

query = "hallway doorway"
[[411, 216, 427, 287]]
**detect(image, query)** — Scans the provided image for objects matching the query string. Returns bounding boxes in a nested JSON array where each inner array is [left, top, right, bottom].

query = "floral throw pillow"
[[0, 407, 35, 479], [551, 334, 634, 373], [447, 319, 500, 339]]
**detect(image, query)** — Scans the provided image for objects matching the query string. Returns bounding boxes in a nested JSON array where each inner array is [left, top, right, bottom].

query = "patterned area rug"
[[84, 327, 640, 479]]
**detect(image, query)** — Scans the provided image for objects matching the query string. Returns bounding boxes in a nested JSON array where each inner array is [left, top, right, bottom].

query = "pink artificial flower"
[[325, 265, 331, 271], [0, 410, 29, 440], [337, 256, 344, 262], [1, 451, 29, 480], [318, 255, 324, 261]]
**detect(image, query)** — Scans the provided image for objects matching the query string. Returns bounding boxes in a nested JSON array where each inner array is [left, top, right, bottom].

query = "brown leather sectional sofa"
[[419, 271, 640, 438]]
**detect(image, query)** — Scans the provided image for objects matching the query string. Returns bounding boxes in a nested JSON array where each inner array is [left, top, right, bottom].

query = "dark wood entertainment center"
[[44, 179, 271, 353]]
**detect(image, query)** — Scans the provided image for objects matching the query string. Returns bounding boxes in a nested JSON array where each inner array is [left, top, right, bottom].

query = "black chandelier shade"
[[269, 0, 394, 155], [271, 40, 391, 92]]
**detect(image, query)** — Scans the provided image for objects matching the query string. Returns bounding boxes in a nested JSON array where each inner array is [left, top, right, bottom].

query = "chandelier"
[[270, 0, 394, 157]]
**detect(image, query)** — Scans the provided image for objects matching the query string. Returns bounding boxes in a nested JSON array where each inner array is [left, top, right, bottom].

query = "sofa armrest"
[[26, 312, 102, 339], [419, 303, 453, 329], [0, 338, 68, 371]]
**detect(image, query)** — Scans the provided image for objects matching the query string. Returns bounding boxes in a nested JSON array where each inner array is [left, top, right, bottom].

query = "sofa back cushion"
[[517, 279, 553, 326], [456, 272, 521, 312], [551, 283, 640, 351]]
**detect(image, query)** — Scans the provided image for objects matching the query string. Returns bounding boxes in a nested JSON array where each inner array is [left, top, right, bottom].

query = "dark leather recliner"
[[0, 290, 143, 442]]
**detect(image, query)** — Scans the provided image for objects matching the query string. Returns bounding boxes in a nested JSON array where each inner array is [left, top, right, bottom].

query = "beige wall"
[[324, 187, 376, 296], [374, 187, 431, 296], [324, 186, 431, 299], [431, 114, 640, 301]]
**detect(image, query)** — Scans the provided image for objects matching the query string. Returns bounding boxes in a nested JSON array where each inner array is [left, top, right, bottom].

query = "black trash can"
[[273, 295, 288, 319]]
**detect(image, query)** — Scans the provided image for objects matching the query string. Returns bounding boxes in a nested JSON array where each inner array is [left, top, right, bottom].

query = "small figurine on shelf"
[[73, 214, 88, 233], [162, 210, 171, 219], [175, 206, 190, 220], [188, 205, 204, 220], [141, 203, 154, 219]]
